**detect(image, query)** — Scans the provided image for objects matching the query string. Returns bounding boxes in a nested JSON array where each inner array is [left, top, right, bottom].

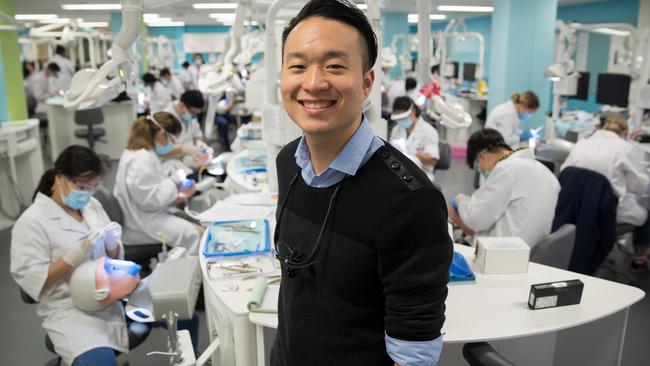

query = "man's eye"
[[328, 64, 345, 70], [288, 65, 305, 70]]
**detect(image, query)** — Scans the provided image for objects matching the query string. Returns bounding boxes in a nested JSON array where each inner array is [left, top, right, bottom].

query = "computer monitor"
[[442, 61, 459, 79], [596, 73, 631, 108], [463, 63, 477, 82], [568, 71, 590, 101]]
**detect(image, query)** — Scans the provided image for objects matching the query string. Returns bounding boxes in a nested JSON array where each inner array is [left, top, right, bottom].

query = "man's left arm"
[[377, 188, 453, 365]]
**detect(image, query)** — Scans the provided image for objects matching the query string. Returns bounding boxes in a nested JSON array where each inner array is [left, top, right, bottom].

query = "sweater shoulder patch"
[[376, 145, 424, 192]]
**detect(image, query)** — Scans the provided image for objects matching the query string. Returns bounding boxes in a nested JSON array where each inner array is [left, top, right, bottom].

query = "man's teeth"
[[303, 101, 332, 109]]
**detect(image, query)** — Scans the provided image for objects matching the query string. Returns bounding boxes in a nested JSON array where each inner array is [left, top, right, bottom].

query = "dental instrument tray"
[[203, 219, 271, 258]]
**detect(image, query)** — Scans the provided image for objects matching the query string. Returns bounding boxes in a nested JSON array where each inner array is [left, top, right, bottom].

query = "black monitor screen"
[[463, 63, 477, 82], [596, 73, 631, 108], [569, 71, 590, 101]]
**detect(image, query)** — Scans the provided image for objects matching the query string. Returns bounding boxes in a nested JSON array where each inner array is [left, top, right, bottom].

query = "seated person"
[[485, 91, 539, 149], [448, 129, 560, 247], [113, 112, 201, 253], [142, 72, 172, 114], [562, 116, 650, 271], [389, 96, 439, 181], [213, 95, 235, 151], [11, 145, 127, 366], [160, 90, 210, 173], [405, 77, 426, 108], [160, 68, 185, 100]]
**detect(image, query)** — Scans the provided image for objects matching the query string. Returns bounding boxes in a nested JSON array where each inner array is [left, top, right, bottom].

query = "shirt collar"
[[295, 115, 375, 177]]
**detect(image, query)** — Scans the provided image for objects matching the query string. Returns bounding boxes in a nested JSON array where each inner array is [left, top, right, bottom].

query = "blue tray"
[[203, 219, 271, 258]]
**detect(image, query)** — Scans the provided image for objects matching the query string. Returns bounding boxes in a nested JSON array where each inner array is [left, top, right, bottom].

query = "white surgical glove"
[[182, 145, 201, 155], [103, 222, 122, 251], [63, 228, 104, 267]]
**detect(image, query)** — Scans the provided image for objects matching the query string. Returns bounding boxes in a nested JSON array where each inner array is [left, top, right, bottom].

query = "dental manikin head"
[[70, 257, 141, 311]]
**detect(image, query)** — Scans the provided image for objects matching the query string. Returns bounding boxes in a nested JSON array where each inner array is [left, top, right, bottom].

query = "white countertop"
[[249, 244, 645, 343]]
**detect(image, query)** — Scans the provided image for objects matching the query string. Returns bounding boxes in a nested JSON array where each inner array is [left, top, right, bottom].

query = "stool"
[[74, 108, 106, 151]]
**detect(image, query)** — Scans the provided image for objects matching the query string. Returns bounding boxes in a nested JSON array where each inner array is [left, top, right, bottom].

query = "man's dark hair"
[[281, 0, 378, 72], [392, 96, 421, 118], [180, 90, 205, 109], [405, 77, 417, 91], [160, 68, 171, 78], [142, 72, 156, 85], [55, 45, 66, 56], [466, 128, 512, 168], [182, 61, 190, 69], [430, 64, 440, 75], [46, 62, 60, 73]]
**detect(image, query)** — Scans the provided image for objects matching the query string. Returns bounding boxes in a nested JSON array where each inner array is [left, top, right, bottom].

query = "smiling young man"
[[271, 1, 453, 365]]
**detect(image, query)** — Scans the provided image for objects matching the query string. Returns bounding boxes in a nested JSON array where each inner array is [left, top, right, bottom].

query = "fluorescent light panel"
[[143, 13, 159, 19], [146, 17, 172, 23], [147, 21, 185, 27], [15, 14, 58, 20], [592, 27, 630, 36], [39, 18, 72, 24], [193, 3, 237, 9], [438, 5, 494, 12], [79, 21, 109, 27], [209, 13, 237, 20], [62, 4, 122, 10], [407, 14, 448, 23]]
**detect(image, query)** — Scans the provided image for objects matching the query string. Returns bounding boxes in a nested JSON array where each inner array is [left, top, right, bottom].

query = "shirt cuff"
[[385, 332, 443, 366]]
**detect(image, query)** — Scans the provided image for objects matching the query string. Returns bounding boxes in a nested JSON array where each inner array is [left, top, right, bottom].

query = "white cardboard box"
[[475, 237, 530, 274]]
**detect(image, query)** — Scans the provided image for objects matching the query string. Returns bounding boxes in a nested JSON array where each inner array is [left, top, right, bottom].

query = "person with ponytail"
[[448, 128, 560, 248], [11, 145, 128, 366], [562, 116, 650, 271], [485, 90, 540, 148], [113, 112, 202, 254]]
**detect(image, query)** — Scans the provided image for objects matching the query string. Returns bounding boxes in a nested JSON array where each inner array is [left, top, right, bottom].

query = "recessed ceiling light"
[[147, 21, 185, 27]]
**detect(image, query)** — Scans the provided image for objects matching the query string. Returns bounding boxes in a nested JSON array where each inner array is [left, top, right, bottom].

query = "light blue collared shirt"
[[294, 116, 444, 365]]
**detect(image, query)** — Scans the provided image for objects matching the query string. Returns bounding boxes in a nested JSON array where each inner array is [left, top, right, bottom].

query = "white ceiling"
[[12, 0, 611, 26]]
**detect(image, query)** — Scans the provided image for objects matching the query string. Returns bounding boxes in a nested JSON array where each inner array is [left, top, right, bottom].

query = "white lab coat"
[[458, 149, 560, 247], [188, 64, 202, 90], [30, 71, 55, 114], [178, 68, 193, 90], [147, 81, 173, 114], [562, 129, 649, 226], [49, 54, 74, 92], [390, 117, 440, 180], [406, 88, 427, 108], [114, 148, 200, 252], [485, 100, 521, 149], [10, 193, 128, 365], [49, 54, 76, 81], [386, 80, 406, 113], [163, 100, 204, 146], [163, 75, 186, 100]]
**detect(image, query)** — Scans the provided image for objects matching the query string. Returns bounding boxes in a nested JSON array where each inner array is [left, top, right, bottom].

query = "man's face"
[[280, 17, 374, 138]]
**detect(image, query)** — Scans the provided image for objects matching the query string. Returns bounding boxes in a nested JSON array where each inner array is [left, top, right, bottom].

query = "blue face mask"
[[473, 153, 491, 180], [182, 113, 193, 124], [519, 112, 533, 122], [61, 189, 92, 210], [155, 141, 174, 155], [397, 117, 413, 129]]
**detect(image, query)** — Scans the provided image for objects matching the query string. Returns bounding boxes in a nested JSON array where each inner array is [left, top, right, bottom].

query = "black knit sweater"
[[270, 139, 453, 366]]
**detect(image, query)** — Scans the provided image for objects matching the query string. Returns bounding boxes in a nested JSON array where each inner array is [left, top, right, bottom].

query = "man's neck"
[[305, 117, 363, 174]]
